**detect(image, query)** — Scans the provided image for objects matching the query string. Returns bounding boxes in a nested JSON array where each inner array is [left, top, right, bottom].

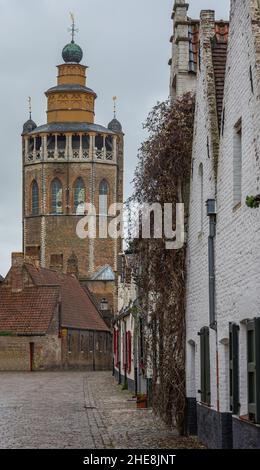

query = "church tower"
[[22, 17, 124, 314]]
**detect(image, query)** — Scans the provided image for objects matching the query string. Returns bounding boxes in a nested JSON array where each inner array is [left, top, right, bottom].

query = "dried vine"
[[130, 93, 195, 434]]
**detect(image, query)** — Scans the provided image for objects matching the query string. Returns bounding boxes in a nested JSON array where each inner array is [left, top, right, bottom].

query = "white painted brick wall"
[[216, 0, 260, 414], [186, 0, 260, 418]]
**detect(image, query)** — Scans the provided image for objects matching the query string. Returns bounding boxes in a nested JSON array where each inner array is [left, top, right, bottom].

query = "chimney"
[[200, 10, 216, 41], [11, 252, 24, 292]]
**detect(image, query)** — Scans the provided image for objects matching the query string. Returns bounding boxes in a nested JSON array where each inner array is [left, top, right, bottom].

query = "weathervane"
[[68, 12, 78, 42], [28, 96, 32, 119], [113, 96, 117, 119]]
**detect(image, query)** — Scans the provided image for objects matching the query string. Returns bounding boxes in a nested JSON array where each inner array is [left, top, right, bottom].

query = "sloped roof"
[[91, 265, 115, 281], [26, 264, 110, 332], [0, 275, 4, 283], [212, 31, 229, 132], [27, 122, 115, 136], [0, 286, 60, 335], [0, 264, 110, 335]]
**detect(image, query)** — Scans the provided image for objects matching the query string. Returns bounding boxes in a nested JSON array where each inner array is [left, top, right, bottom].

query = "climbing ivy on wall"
[[129, 93, 195, 435]]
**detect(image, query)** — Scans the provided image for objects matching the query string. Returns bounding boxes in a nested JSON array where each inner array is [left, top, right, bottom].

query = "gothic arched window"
[[74, 178, 86, 215], [51, 178, 63, 215], [99, 179, 109, 215], [31, 180, 39, 215]]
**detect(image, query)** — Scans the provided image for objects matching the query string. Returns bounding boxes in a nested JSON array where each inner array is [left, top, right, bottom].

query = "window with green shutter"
[[229, 323, 240, 414], [247, 318, 260, 423], [199, 327, 211, 405]]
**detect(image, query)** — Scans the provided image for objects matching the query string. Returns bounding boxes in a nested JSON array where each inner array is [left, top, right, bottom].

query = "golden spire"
[[113, 96, 117, 119]]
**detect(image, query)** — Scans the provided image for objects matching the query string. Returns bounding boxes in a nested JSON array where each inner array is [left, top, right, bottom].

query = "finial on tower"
[[68, 12, 78, 43], [113, 96, 117, 119], [62, 13, 83, 63], [23, 96, 37, 134], [28, 96, 32, 119], [108, 97, 122, 133]]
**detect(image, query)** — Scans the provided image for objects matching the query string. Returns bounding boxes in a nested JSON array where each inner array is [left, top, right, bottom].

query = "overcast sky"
[[0, 0, 229, 275]]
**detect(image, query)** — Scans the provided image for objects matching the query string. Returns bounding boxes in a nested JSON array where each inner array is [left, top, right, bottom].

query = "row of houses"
[[114, 0, 260, 449]]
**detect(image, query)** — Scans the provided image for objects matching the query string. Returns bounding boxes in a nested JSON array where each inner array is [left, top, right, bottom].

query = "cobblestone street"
[[0, 371, 203, 449]]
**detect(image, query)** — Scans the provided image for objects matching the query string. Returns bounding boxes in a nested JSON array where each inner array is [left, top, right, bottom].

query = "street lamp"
[[100, 298, 109, 311]]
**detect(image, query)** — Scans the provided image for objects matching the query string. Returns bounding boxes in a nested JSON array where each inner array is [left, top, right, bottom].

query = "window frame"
[[73, 177, 86, 214], [51, 178, 63, 215], [99, 179, 109, 215], [31, 180, 39, 216]]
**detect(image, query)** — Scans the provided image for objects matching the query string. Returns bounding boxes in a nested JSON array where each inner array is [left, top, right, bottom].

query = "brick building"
[[169, 0, 260, 449], [22, 24, 124, 316], [0, 253, 111, 371]]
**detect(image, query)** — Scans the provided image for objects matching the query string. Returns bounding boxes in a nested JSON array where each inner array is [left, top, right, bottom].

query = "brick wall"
[[0, 335, 61, 371]]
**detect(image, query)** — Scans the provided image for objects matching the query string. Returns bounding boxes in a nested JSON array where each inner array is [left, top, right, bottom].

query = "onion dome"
[[23, 119, 37, 134], [62, 41, 83, 63], [108, 118, 122, 133]]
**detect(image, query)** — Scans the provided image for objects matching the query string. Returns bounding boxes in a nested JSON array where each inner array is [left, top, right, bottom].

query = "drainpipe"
[[206, 199, 217, 329], [206, 199, 220, 412]]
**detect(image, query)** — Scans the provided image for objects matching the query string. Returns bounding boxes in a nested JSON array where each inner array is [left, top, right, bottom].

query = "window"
[[28, 137, 34, 153], [247, 318, 260, 423], [57, 135, 66, 158], [50, 253, 63, 270], [82, 134, 89, 150], [188, 25, 197, 73], [51, 179, 63, 214], [99, 180, 108, 215], [233, 119, 242, 207], [199, 327, 210, 405], [31, 180, 39, 215], [198, 163, 204, 233], [229, 323, 240, 414], [95, 134, 103, 151], [74, 178, 85, 214], [105, 136, 113, 152]]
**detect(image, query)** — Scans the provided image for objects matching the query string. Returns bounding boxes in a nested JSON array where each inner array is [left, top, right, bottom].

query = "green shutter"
[[229, 323, 239, 414], [255, 318, 260, 424], [247, 320, 257, 422], [205, 327, 211, 405], [200, 327, 211, 405], [200, 328, 206, 403]]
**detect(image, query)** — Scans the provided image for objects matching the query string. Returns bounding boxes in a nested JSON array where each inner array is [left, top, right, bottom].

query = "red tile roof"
[[25, 264, 110, 332], [0, 286, 59, 335], [0, 264, 110, 336]]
